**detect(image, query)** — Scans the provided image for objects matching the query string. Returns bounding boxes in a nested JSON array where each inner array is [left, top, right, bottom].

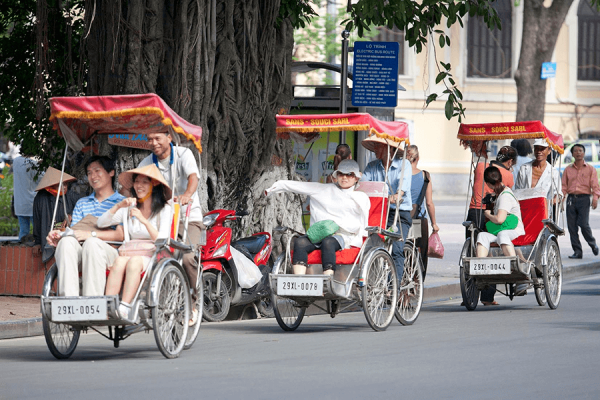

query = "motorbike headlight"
[[203, 213, 218, 228], [213, 244, 228, 258]]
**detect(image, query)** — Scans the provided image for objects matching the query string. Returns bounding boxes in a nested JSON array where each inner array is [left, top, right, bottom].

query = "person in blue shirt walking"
[[47, 156, 125, 297], [360, 135, 412, 280]]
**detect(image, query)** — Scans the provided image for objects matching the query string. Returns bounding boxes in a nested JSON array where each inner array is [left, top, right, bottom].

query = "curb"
[[1, 261, 599, 340], [0, 317, 42, 340]]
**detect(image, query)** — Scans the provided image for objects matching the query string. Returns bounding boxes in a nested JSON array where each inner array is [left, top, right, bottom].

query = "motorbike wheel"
[[256, 256, 274, 318], [202, 271, 231, 322]]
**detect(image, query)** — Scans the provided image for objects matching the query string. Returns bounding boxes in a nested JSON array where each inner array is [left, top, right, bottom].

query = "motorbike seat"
[[232, 235, 267, 255]]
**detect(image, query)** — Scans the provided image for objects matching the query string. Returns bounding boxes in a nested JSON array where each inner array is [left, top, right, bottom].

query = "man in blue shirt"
[[361, 137, 412, 280], [47, 156, 125, 296]]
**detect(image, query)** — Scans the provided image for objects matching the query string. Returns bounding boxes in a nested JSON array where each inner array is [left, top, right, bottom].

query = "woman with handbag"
[[99, 164, 172, 320], [265, 159, 370, 276], [406, 145, 439, 280], [476, 166, 525, 305]]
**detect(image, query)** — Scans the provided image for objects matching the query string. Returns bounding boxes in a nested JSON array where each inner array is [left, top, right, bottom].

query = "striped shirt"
[[71, 192, 126, 226]]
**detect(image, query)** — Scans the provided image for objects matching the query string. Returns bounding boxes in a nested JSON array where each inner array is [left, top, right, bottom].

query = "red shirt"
[[561, 162, 600, 200], [470, 162, 515, 209]]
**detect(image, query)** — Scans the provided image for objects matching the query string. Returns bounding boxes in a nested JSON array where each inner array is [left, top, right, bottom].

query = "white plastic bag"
[[230, 246, 262, 288]]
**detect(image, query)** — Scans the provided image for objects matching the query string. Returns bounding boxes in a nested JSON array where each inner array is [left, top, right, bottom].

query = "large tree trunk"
[[514, 0, 574, 121], [84, 0, 303, 248]]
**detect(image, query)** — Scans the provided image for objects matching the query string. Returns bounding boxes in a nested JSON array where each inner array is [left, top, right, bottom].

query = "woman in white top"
[[266, 159, 370, 276], [99, 164, 172, 319], [477, 166, 525, 305]]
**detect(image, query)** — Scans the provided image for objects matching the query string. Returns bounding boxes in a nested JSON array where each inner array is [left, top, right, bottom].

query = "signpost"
[[352, 41, 399, 108], [541, 62, 557, 79]]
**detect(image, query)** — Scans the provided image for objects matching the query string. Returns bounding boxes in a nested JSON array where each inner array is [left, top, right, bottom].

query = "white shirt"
[[266, 181, 370, 248], [138, 146, 202, 222], [98, 204, 173, 240], [494, 189, 525, 236], [515, 160, 561, 202]]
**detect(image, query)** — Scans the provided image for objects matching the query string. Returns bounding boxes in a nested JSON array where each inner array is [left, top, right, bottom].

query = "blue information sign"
[[352, 41, 399, 108], [541, 62, 557, 79]]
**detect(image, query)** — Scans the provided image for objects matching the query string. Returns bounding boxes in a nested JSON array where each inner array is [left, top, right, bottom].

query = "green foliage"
[[279, 0, 318, 28], [0, 167, 18, 236], [0, 0, 85, 172]]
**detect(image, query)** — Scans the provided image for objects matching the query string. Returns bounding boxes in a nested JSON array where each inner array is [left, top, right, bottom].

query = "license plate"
[[469, 258, 511, 275], [51, 298, 107, 322], [277, 277, 323, 296]]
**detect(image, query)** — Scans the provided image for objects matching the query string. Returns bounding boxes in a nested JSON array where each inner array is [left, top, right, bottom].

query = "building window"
[[372, 26, 405, 75], [578, 0, 600, 81], [467, 0, 512, 78]]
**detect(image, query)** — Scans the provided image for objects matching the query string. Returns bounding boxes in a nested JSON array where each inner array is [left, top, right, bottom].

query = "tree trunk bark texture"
[[84, 0, 303, 245], [514, 0, 574, 122]]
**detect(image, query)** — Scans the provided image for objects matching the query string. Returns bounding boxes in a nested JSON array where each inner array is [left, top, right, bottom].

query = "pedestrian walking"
[[561, 143, 600, 259]]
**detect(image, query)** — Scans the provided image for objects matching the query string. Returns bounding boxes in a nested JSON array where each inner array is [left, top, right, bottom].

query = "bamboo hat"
[[35, 167, 77, 192], [361, 134, 404, 155], [118, 164, 172, 200]]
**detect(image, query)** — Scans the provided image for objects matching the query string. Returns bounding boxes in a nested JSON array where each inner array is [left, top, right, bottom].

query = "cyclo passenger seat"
[[489, 195, 547, 247], [302, 181, 389, 265]]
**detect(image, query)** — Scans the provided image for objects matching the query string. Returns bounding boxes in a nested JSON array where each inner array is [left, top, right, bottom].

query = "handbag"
[[485, 214, 519, 235], [427, 232, 444, 259], [306, 220, 339, 244], [118, 239, 156, 257]]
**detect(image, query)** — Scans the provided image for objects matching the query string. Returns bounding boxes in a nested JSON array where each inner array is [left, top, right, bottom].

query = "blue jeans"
[[17, 216, 32, 240], [387, 210, 412, 281]]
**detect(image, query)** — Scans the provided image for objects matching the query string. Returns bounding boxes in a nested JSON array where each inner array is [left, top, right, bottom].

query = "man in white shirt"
[[138, 132, 204, 324]]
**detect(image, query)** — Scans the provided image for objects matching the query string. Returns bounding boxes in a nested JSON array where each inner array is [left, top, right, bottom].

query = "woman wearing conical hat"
[[98, 164, 172, 321], [32, 167, 82, 263]]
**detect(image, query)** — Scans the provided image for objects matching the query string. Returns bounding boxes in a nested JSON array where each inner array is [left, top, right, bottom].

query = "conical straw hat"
[[35, 167, 77, 192], [118, 164, 172, 200], [361, 134, 404, 155]]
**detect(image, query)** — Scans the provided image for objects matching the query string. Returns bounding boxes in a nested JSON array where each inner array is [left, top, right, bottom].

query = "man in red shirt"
[[561, 144, 600, 259]]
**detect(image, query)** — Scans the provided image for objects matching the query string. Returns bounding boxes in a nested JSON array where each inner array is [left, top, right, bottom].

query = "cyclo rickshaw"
[[269, 113, 424, 332], [457, 121, 565, 310], [40, 94, 204, 359]]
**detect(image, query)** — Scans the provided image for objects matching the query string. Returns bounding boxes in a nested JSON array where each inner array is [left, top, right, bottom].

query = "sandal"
[[188, 308, 199, 327], [482, 301, 499, 306]]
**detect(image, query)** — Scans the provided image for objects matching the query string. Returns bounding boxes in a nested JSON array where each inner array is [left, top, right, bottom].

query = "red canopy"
[[276, 113, 409, 145], [49, 94, 203, 153], [457, 120, 564, 154]]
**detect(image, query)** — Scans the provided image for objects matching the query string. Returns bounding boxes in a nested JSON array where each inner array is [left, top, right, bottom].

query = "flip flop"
[[188, 308, 199, 326], [482, 301, 499, 306]]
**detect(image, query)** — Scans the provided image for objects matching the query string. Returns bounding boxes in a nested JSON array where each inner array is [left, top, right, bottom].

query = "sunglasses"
[[337, 172, 356, 178]]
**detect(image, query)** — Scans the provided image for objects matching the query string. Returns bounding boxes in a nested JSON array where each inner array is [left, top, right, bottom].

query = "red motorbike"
[[201, 209, 274, 322]]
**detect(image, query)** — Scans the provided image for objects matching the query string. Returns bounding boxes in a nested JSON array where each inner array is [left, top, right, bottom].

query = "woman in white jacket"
[[98, 164, 172, 320], [266, 160, 370, 276]]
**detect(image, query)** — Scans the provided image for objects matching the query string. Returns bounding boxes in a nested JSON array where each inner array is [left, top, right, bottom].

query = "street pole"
[[339, 30, 350, 144]]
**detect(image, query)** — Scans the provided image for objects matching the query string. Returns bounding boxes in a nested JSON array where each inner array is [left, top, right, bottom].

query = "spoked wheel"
[[256, 258, 275, 318], [272, 254, 306, 331], [202, 271, 231, 322], [459, 239, 479, 311], [41, 264, 80, 360], [152, 263, 190, 359], [395, 243, 423, 326], [543, 240, 562, 309], [363, 249, 398, 331], [184, 269, 204, 350]]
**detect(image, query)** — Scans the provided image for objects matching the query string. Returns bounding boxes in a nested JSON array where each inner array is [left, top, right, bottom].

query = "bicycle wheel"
[[41, 265, 80, 360], [272, 254, 306, 331], [184, 269, 203, 350], [543, 240, 562, 309], [362, 249, 397, 331], [395, 242, 423, 326], [459, 239, 479, 311], [152, 263, 190, 359]]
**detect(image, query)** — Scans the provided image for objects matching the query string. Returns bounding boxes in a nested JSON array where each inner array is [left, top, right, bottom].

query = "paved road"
[[1, 275, 598, 399]]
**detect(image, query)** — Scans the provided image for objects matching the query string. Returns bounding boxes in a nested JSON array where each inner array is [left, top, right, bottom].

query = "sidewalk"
[[2, 200, 599, 339]]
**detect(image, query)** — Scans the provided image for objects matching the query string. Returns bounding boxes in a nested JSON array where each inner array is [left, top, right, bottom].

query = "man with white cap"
[[515, 138, 561, 215], [360, 135, 412, 281]]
